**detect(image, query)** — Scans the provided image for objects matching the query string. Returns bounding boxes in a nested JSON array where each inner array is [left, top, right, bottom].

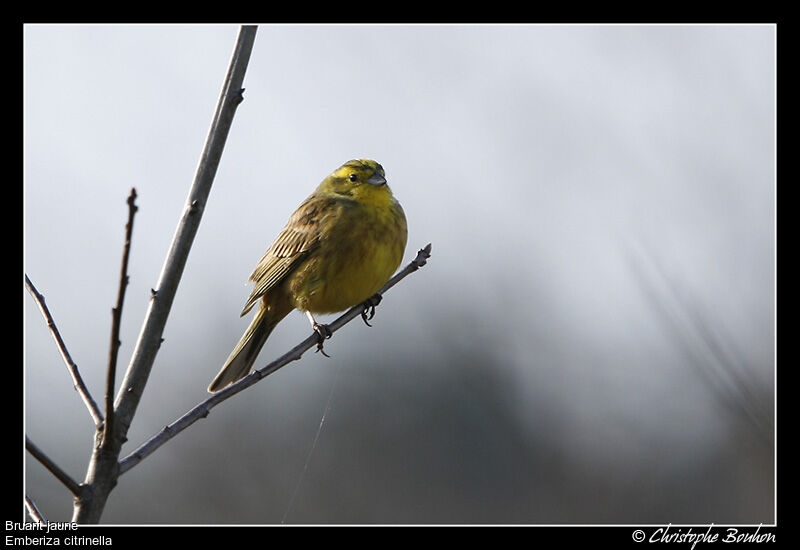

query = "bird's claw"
[[313, 323, 332, 357], [360, 293, 383, 327]]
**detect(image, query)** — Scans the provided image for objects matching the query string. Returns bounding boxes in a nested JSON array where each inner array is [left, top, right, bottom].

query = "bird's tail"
[[208, 302, 290, 393]]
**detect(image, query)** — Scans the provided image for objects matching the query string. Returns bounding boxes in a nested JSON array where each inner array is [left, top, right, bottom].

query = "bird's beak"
[[367, 172, 387, 186]]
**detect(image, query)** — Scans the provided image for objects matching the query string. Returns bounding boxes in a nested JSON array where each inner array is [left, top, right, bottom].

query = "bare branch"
[[25, 495, 47, 524], [72, 25, 258, 524], [118, 243, 432, 475], [24, 275, 104, 426], [26, 436, 83, 497], [104, 188, 138, 446], [113, 25, 257, 430]]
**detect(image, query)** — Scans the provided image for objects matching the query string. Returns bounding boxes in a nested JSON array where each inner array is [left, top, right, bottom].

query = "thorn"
[[234, 87, 245, 105], [150, 288, 158, 298]]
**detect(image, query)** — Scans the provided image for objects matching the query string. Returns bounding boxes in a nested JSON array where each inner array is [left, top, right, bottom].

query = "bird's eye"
[[348, 173, 358, 182]]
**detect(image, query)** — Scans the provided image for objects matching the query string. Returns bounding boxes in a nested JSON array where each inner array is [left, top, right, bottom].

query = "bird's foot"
[[313, 322, 332, 357], [360, 293, 383, 327]]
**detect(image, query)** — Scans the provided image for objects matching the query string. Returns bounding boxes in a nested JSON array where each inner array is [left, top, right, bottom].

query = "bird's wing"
[[239, 194, 336, 316]]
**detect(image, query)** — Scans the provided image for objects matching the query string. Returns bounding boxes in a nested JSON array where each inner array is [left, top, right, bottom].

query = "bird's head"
[[319, 159, 395, 204]]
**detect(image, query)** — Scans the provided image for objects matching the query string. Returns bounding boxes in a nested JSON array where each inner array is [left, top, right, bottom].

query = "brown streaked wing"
[[239, 195, 336, 316]]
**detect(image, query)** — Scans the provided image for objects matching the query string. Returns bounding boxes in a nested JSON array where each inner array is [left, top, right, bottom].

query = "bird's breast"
[[290, 199, 407, 314]]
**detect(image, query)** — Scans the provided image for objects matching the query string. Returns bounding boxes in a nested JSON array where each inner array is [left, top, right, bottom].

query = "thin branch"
[[113, 25, 257, 428], [26, 436, 83, 497], [25, 495, 47, 524], [24, 275, 104, 426], [72, 25, 258, 525], [118, 243, 432, 475], [104, 188, 139, 445]]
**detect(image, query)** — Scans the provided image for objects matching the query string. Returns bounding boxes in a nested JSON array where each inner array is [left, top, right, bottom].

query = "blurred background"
[[23, 24, 774, 524]]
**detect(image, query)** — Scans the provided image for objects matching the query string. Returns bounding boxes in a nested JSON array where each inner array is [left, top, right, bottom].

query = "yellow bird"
[[208, 159, 408, 392]]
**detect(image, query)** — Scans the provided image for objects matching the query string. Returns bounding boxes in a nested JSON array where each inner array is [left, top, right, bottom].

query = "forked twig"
[[71, 25, 259, 525]]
